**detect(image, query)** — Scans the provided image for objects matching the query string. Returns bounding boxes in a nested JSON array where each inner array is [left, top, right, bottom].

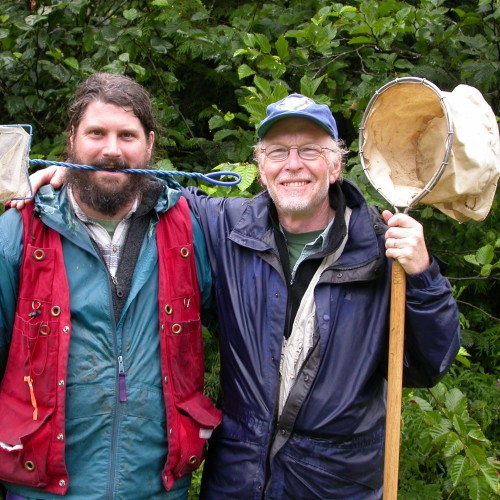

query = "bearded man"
[[0, 73, 220, 500]]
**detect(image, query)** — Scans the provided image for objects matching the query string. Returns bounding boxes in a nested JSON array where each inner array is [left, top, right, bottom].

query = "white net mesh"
[[360, 79, 500, 222], [0, 126, 32, 202]]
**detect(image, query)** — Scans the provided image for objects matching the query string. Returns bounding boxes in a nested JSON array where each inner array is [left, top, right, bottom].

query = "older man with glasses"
[[182, 93, 460, 499]]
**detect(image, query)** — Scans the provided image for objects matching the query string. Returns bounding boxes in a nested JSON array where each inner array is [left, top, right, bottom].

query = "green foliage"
[[400, 364, 499, 499], [1, 0, 498, 498]]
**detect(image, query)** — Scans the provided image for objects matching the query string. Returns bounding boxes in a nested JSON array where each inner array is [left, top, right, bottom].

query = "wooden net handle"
[[383, 259, 406, 500]]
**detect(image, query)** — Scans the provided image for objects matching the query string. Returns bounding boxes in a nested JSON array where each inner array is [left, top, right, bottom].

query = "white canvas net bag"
[[0, 126, 32, 202], [359, 77, 500, 222]]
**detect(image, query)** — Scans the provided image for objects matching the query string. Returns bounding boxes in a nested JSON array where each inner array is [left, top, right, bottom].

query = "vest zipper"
[[118, 355, 127, 402], [107, 279, 121, 500]]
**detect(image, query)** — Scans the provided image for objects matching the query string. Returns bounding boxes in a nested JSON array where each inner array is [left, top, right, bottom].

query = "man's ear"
[[329, 153, 342, 184], [147, 131, 155, 160], [68, 126, 75, 150], [258, 164, 268, 188]]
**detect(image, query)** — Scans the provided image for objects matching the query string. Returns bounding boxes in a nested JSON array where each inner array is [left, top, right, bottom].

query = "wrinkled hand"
[[7, 165, 65, 210], [382, 210, 430, 275]]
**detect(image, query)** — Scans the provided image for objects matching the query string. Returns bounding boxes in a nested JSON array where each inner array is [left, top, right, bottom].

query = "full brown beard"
[[65, 155, 150, 217]]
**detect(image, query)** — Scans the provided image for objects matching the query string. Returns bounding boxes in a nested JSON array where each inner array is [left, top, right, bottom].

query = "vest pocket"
[[3, 313, 60, 413], [164, 319, 204, 395], [0, 406, 54, 488], [172, 392, 221, 477], [0, 311, 60, 488]]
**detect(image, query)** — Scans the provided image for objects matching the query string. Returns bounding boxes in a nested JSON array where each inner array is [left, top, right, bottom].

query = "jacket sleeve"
[[402, 257, 461, 387], [0, 208, 23, 381], [182, 187, 228, 275], [189, 210, 214, 313]]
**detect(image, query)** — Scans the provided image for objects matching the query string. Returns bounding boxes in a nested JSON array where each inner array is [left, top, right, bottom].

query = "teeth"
[[283, 181, 307, 187]]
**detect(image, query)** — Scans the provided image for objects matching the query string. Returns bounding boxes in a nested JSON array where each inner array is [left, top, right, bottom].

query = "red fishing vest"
[[0, 198, 221, 494]]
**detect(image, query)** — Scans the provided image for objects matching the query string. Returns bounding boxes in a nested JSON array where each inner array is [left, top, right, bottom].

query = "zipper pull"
[[118, 355, 127, 403], [112, 276, 124, 298]]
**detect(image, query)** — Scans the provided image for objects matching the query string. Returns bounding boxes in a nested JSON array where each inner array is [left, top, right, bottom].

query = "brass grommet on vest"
[[33, 249, 45, 261], [164, 304, 173, 315], [39, 324, 50, 336], [24, 460, 35, 471], [51, 306, 61, 317], [180, 247, 189, 258], [172, 323, 182, 335], [189, 456, 197, 464]]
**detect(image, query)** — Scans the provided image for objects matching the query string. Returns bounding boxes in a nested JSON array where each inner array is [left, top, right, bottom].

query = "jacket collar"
[[35, 177, 182, 222], [230, 180, 382, 269]]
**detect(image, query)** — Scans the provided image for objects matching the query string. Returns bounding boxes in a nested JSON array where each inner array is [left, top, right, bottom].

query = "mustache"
[[89, 158, 130, 170]]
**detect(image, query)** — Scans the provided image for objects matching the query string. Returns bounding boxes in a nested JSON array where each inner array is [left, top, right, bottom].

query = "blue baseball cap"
[[257, 93, 338, 140]]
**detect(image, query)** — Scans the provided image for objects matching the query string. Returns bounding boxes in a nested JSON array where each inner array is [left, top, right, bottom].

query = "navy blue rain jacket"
[[184, 180, 460, 499]]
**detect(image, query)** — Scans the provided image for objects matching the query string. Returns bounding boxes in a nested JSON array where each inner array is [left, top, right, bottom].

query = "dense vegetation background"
[[0, 0, 498, 498]]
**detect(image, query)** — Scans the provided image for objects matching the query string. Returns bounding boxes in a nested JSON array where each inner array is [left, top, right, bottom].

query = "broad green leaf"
[[430, 425, 452, 443], [450, 455, 468, 487], [407, 396, 433, 412], [466, 419, 489, 443], [241, 101, 267, 122], [253, 76, 272, 96], [123, 9, 138, 21], [275, 35, 289, 61], [242, 33, 256, 48], [233, 49, 248, 57], [465, 444, 487, 466], [128, 63, 146, 77], [234, 163, 258, 192], [257, 55, 281, 71], [464, 254, 479, 266], [82, 28, 95, 52], [300, 75, 325, 97], [208, 115, 227, 131], [154, 159, 175, 171], [465, 475, 497, 500], [443, 431, 464, 457], [64, 57, 79, 70], [479, 264, 492, 277], [339, 6, 357, 14], [150, 37, 171, 54], [238, 64, 255, 79], [445, 387, 467, 415], [213, 129, 237, 141], [254, 34, 271, 54], [479, 461, 499, 494], [476, 244, 494, 265], [24, 15, 48, 27], [348, 36, 375, 45]]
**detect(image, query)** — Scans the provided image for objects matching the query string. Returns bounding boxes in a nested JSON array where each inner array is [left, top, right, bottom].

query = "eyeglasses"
[[261, 144, 335, 161]]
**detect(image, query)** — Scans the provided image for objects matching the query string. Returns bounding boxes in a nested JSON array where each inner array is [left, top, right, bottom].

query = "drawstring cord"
[[24, 376, 38, 420]]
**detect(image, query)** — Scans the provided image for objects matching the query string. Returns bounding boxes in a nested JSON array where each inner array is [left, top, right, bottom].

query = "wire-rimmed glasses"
[[261, 144, 334, 161]]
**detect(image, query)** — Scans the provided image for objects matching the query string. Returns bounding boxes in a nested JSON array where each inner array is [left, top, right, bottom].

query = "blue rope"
[[29, 159, 241, 187]]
